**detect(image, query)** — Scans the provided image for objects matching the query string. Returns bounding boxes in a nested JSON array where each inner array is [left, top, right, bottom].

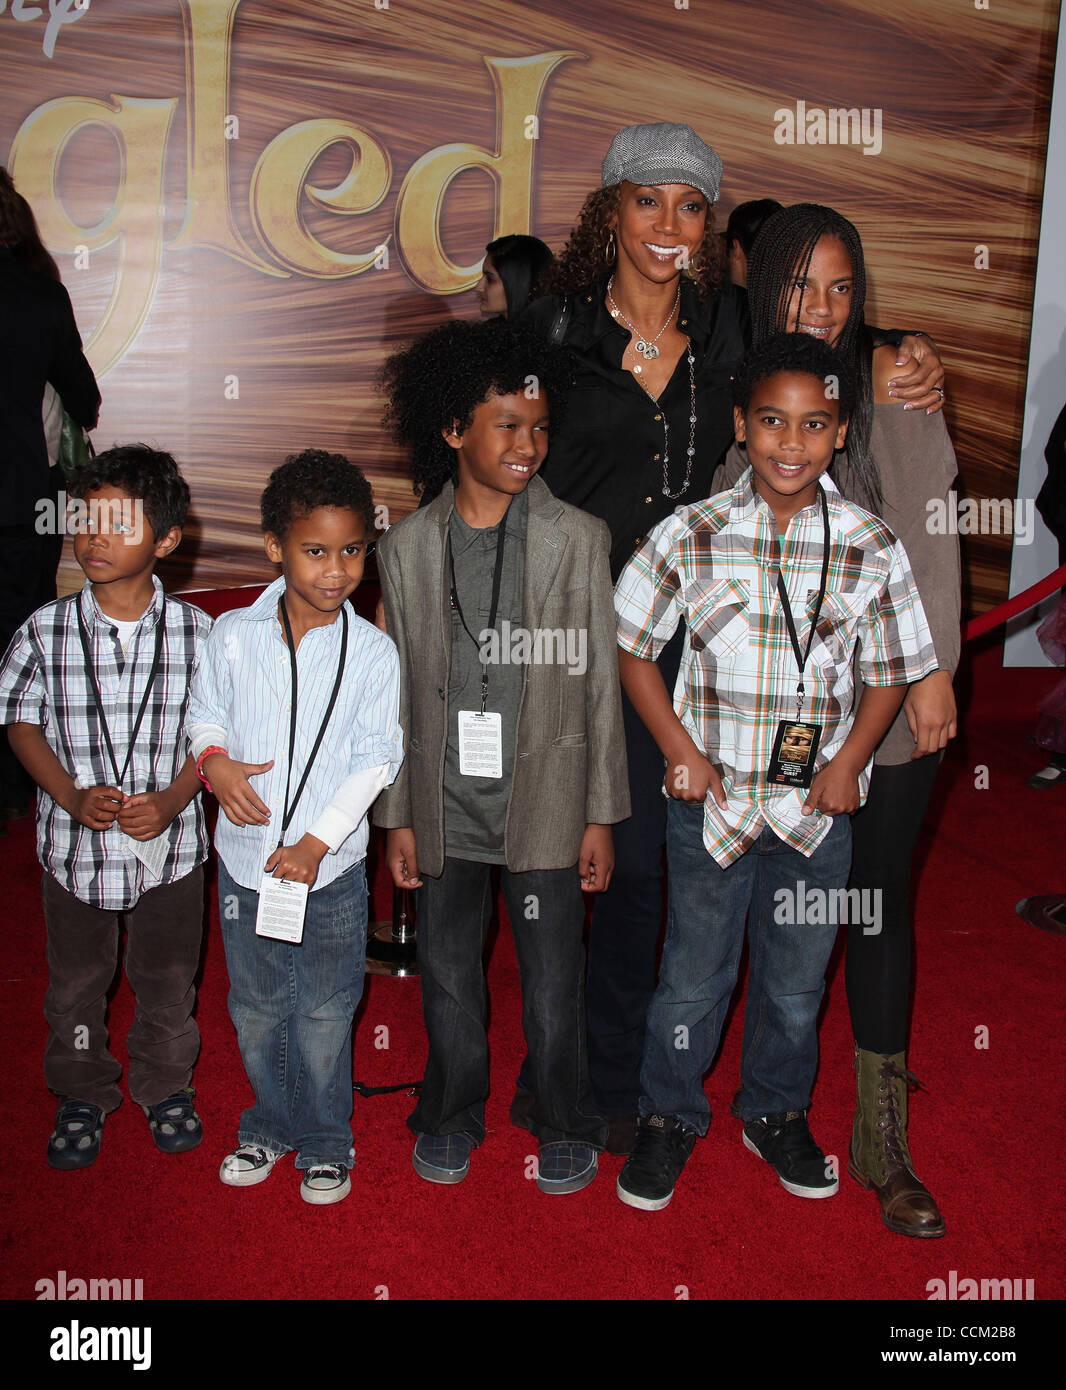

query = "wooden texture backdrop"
[[1, 0, 1059, 614]]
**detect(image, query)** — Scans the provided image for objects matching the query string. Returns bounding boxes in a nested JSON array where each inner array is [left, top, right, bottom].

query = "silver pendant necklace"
[[606, 276, 680, 360]]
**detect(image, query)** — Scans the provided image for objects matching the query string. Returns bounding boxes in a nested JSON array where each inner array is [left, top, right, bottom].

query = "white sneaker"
[[219, 1143, 281, 1187], [300, 1163, 351, 1205]]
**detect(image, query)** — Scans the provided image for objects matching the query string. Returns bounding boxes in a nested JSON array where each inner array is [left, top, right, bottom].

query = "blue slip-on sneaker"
[[412, 1131, 474, 1184], [536, 1141, 598, 1195]]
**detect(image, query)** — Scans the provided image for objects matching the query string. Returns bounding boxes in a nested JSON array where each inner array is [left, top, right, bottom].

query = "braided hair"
[[746, 203, 881, 510]]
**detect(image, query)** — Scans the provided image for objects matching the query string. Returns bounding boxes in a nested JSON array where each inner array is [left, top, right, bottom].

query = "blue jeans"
[[639, 800, 851, 1134], [218, 860, 367, 1169]]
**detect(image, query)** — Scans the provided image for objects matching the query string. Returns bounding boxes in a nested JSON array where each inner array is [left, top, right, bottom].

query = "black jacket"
[[521, 276, 749, 578], [0, 247, 100, 527]]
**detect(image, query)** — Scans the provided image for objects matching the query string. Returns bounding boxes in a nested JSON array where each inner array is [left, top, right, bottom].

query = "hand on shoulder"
[[871, 343, 901, 405]]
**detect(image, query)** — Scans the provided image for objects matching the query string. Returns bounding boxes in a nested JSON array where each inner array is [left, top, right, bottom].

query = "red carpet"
[[1, 608, 1063, 1303]]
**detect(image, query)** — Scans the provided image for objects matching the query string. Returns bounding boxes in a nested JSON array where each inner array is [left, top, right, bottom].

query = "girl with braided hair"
[[714, 202, 961, 1238]]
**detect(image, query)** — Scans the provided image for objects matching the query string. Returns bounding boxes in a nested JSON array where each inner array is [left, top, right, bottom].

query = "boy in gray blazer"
[[374, 319, 629, 1195]]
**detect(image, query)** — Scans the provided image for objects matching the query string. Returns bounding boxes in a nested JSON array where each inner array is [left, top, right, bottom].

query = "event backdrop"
[[1, 0, 1060, 613]]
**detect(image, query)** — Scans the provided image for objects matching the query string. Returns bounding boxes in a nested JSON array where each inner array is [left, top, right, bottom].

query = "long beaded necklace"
[[605, 277, 697, 500]]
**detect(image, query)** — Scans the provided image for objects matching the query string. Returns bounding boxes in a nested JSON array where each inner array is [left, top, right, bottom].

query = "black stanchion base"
[[365, 918, 418, 977], [365, 887, 418, 976]]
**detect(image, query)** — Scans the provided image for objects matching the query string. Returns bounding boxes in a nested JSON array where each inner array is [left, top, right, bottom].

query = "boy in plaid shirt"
[[613, 335, 937, 1210], [0, 446, 210, 1169]]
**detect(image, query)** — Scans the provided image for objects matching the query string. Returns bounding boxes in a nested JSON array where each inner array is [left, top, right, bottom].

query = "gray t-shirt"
[[443, 489, 527, 862]]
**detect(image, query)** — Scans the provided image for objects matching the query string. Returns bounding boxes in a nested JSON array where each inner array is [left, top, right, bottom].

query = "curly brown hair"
[[540, 183, 724, 299]]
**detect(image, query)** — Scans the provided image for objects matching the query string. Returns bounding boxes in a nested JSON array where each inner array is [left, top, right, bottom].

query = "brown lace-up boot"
[[848, 1048, 945, 1238]]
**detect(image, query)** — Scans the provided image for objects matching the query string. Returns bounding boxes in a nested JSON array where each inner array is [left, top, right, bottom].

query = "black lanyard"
[[76, 592, 166, 790], [277, 595, 349, 848], [775, 485, 832, 717], [447, 512, 508, 715]]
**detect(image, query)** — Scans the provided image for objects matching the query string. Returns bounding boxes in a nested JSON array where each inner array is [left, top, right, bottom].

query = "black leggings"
[[845, 755, 942, 1054]]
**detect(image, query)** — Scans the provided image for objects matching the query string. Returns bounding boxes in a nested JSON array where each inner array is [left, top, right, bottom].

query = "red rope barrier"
[[963, 563, 1066, 642]]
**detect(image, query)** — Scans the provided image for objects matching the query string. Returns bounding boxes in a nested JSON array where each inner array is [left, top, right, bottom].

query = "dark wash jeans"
[[639, 799, 850, 1135], [409, 857, 607, 1148], [583, 625, 684, 1114]]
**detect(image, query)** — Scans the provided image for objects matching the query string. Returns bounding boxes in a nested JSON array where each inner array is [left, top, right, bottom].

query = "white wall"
[[1005, 7, 1065, 667]]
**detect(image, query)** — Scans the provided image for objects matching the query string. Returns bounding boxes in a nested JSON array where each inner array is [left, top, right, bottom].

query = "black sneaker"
[[616, 1114, 696, 1211], [742, 1111, 837, 1198], [47, 1098, 104, 1169]]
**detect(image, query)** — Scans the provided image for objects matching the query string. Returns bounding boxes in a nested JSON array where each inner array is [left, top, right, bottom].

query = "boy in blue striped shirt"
[[187, 451, 402, 1205]]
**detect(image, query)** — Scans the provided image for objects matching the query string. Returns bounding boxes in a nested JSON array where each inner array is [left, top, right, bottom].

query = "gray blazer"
[[373, 475, 630, 875]]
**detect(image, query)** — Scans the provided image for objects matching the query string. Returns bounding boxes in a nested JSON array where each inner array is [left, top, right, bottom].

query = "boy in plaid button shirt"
[[613, 335, 937, 1211], [0, 446, 210, 1170]]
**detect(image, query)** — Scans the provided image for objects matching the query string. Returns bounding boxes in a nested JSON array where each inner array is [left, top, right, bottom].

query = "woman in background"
[[0, 167, 100, 827], [476, 234, 554, 318], [723, 197, 782, 288]]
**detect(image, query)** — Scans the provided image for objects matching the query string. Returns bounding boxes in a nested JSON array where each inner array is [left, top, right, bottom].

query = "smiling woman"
[[520, 122, 747, 1142]]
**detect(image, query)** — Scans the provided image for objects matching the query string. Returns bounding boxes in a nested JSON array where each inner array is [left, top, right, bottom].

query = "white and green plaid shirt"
[[614, 469, 937, 866]]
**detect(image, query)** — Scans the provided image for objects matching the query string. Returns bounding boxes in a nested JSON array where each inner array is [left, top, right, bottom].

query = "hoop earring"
[[604, 229, 616, 265]]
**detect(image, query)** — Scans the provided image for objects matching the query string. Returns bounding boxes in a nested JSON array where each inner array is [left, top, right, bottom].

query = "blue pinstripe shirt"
[[186, 577, 403, 892], [0, 577, 211, 909]]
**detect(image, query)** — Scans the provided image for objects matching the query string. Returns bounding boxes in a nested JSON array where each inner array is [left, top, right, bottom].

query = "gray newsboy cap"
[[601, 122, 723, 204]]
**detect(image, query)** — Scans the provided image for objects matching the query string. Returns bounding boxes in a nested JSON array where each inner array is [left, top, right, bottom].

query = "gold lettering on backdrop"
[[8, 95, 178, 375], [249, 120, 392, 277], [395, 52, 582, 293], [170, 0, 280, 271], [8, 7, 578, 366]]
